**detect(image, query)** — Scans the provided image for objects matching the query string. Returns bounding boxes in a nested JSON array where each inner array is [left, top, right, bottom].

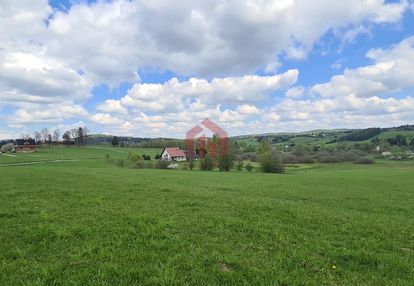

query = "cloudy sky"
[[1, 0, 414, 139]]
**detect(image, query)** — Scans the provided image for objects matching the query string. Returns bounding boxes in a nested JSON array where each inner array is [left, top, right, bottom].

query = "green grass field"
[[0, 147, 413, 285]]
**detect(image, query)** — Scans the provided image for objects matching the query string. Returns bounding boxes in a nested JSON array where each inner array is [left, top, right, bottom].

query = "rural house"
[[160, 147, 186, 162], [14, 139, 37, 153]]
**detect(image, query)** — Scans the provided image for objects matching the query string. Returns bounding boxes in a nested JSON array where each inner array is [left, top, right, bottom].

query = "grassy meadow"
[[0, 147, 413, 285]]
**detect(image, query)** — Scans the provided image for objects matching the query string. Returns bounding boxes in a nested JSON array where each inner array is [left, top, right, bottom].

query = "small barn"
[[160, 147, 186, 162], [14, 139, 37, 153]]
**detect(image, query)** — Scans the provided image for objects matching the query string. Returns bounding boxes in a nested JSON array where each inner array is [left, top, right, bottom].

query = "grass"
[[0, 148, 413, 285]]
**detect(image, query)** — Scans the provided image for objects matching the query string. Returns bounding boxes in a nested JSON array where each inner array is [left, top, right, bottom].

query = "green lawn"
[[0, 148, 413, 285]]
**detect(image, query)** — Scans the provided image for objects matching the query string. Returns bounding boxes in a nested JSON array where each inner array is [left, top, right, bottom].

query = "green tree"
[[217, 154, 233, 172], [200, 154, 214, 171], [256, 140, 272, 155], [259, 151, 285, 174], [245, 162, 253, 172], [111, 136, 119, 147]]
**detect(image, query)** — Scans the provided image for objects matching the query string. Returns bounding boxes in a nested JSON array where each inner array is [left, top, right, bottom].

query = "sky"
[[1, 0, 414, 139]]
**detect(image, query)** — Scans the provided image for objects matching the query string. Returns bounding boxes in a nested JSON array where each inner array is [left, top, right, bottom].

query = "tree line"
[[30, 126, 89, 147]]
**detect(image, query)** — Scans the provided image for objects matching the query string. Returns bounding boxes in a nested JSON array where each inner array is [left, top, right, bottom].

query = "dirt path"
[[0, 159, 79, 167]]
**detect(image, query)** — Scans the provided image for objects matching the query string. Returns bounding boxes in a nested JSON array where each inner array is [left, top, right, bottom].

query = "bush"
[[236, 160, 244, 171], [130, 160, 145, 169], [105, 153, 111, 160], [200, 154, 214, 171], [127, 152, 142, 163], [155, 154, 161, 160], [282, 153, 300, 164], [241, 152, 256, 162], [114, 159, 125, 167], [146, 161, 154, 169], [354, 158, 375, 164], [336, 150, 361, 162], [282, 153, 315, 164], [217, 154, 233, 172], [142, 154, 151, 160], [245, 162, 253, 172], [1, 143, 14, 153], [259, 151, 285, 174], [155, 160, 170, 169], [314, 151, 339, 163], [188, 159, 195, 171]]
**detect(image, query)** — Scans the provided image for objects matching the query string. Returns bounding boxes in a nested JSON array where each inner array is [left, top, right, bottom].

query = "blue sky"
[[1, 0, 414, 139]]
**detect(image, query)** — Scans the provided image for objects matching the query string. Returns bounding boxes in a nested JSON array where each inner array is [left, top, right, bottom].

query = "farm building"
[[160, 147, 186, 162], [14, 139, 37, 153]]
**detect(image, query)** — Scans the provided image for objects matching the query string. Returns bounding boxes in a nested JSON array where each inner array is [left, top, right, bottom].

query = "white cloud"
[[96, 99, 128, 114], [1, 0, 403, 85], [90, 113, 125, 125], [120, 70, 298, 113], [7, 102, 88, 127], [285, 86, 305, 98], [312, 37, 414, 98]]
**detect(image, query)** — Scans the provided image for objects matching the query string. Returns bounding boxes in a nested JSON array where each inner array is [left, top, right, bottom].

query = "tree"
[[217, 154, 233, 172], [52, 129, 60, 143], [62, 131, 71, 147], [34, 131, 42, 144], [256, 140, 272, 155], [83, 126, 89, 146], [200, 154, 214, 171], [410, 138, 414, 148], [111, 136, 119, 147], [188, 159, 195, 171], [259, 151, 285, 174], [388, 135, 407, 147], [70, 129, 78, 145], [48, 134, 52, 148], [41, 128, 49, 143], [77, 127, 84, 147]]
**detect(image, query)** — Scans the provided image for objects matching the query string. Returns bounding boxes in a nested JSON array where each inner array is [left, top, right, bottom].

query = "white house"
[[160, 147, 187, 162]]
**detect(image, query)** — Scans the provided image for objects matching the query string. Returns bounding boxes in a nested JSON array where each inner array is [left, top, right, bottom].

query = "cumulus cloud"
[[8, 102, 88, 127], [0, 0, 412, 138], [312, 37, 414, 98], [120, 70, 298, 113]]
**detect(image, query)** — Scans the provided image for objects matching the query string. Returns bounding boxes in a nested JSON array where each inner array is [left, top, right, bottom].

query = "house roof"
[[15, 139, 36, 146], [163, 147, 186, 158]]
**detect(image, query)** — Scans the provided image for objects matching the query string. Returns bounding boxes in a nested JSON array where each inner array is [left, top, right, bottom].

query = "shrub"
[[200, 154, 214, 171], [354, 158, 375, 164], [1, 143, 14, 153], [155, 154, 161, 160], [217, 154, 233, 172], [130, 160, 145, 169], [241, 152, 257, 162], [155, 160, 170, 169], [127, 152, 142, 163], [282, 153, 300, 164], [105, 153, 111, 160], [314, 151, 339, 163], [259, 151, 285, 174], [114, 159, 125, 167], [142, 154, 151, 160], [146, 161, 154, 169], [236, 160, 244, 171], [336, 150, 361, 162], [245, 162, 253, 172], [188, 159, 195, 171]]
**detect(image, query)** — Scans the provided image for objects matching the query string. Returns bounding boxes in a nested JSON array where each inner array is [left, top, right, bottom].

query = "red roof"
[[164, 147, 186, 158]]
